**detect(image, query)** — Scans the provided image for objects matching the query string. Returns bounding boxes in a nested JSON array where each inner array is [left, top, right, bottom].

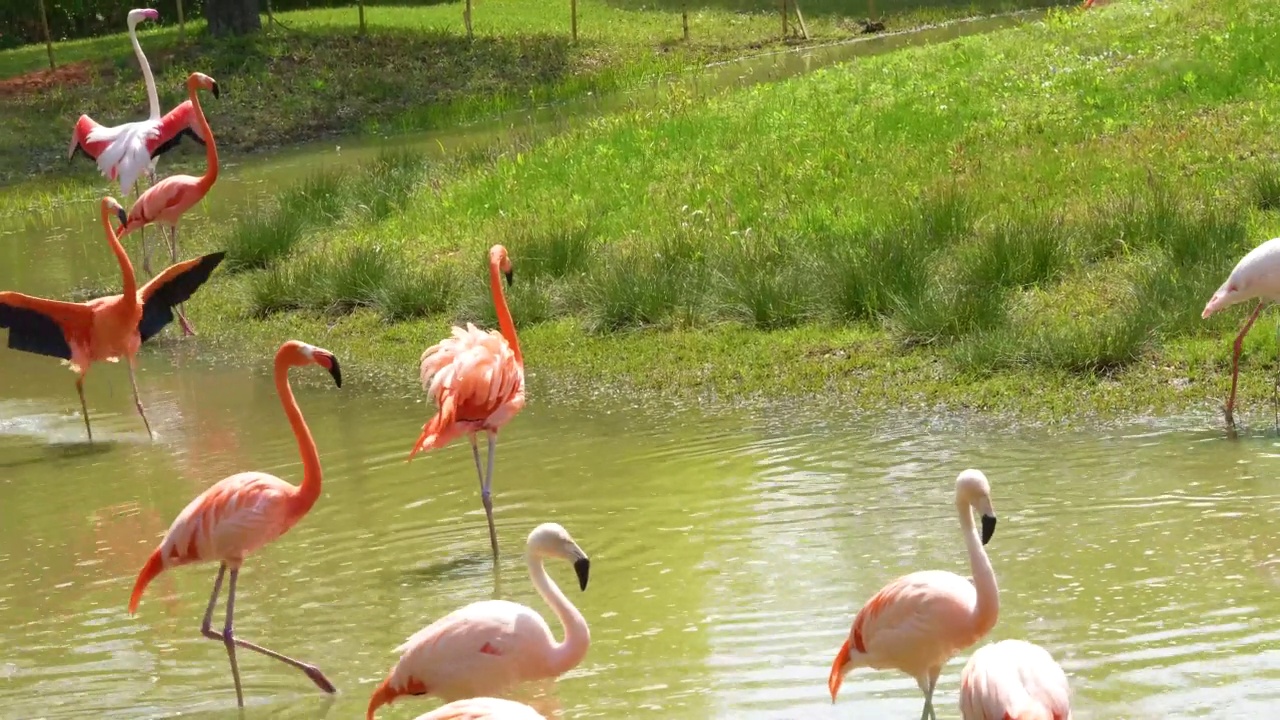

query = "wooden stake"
[[780, 0, 788, 38], [793, 0, 809, 40], [358, 0, 367, 35], [682, 2, 689, 42], [465, 0, 473, 39], [571, 0, 578, 42], [177, 0, 186, 45], [38, 0, 55, 71]]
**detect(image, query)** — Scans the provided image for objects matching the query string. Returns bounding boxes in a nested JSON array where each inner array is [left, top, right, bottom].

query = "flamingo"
[[366, 522, 590, 719], [127, 340, 343, 708], [959, 639, 1072, 720], [1201, 237, 1280, 425], [116, 71, 221, 337], [68, 8, 209, 274], [407, 244, 525, 559], [412, 697, 547, 720], [829, 469, 1000, 720], [0, 197, 224, 442]]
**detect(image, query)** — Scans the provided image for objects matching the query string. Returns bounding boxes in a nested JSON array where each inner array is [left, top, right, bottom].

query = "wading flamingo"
[[0, 197, 223, 442], [366, 523, 590, 719], [117, 71, 221, 336], [407, 244, 525, 559], [413, 697, 547, 720], [829, 469, 1000, 720], [959, 639, 1072, 720], [128, 340, 342, 707], [68, 8, 209, 274], [1201, 237, 1280, 426]]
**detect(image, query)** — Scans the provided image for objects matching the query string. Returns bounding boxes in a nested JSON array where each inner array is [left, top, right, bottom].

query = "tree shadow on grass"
[[601, 0, 1066, 19]]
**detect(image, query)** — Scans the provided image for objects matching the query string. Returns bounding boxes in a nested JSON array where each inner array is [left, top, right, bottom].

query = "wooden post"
[[465, 0, 473, 39], [177, 0, 186, 45], [780, 0, 788, 38], [793, 0, 809, 40], [358, 0, 367, 35], [37, 0, 55, 71], [571, 0, 578, 42], [682, 2, 689, 42], [266, 0, 275, 29]]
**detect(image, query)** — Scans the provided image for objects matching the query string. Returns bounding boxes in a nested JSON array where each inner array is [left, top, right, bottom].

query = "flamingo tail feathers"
[[129, 548, 164, 615], [828, 637, 852, 702], [407, 393, 458, 461]]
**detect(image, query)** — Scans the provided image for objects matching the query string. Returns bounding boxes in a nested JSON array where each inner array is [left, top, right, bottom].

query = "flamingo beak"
[[981, 514, 997, 545], [115, 206, 128, 226], [573, 558, 590, 591], [315, 353, 342, 388], [211, 81, 222, 100], [504, 269, 513, 287]]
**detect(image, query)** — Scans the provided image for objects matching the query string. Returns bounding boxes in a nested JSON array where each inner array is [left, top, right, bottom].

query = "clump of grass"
[[586, 231, 711, 331], [718, 230, 815, 329], [508, 220, 596, 281], [224, 205, 305, 273], [323, 243, 398, 312], [377, 260, 463, 321], [1250, 164, 1280, 212], [280, 169, 345, 223], [349, 150, 431, 223]]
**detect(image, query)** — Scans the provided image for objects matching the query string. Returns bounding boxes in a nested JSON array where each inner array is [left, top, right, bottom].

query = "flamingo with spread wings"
[[366, 523, 590, 719], [960, 639, 1072, 720], [128, 341, 343, 708], [0, 197, 223, 442], [116, 71, 221, 336], [408, 244, 525, 559], [829, 469, 1001, 720]]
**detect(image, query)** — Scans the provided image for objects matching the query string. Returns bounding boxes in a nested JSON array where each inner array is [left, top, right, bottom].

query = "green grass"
[[0, 0, 1062, 185], [10, 0, 1280, 424]]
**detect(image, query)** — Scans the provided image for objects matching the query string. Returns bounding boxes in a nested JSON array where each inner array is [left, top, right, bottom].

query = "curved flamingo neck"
[[276, 356, 322, 518], [102, 202, 137, 301], [489, 259, 523, 367], [958, 499, 999, 638], [526, 553, 589, 674], [187, 80, 219, 193], [128, 22, 160, 120]]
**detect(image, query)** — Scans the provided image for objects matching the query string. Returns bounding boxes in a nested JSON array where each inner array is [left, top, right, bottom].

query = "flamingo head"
[[127, 8, 160, 27], [490, 244, 514, 286], [956, 469, 997, 545], [280, 341, 342, 388], [828, 637, 852, 702], [527, 523, 590, 590], [1202, 279, 1247, 319], [187, 72, 222, 100], [102, 197, 128, 227]]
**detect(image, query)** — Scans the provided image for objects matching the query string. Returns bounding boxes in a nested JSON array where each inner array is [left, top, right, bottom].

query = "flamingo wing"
[[149, 101, 206, 158], [850, 570, 978, 667], [0, 292, 92, 360], [93, 120, 162, 196], [137, 251, 226, 341]]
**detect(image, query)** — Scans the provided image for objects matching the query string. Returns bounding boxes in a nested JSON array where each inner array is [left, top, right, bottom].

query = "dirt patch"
[[0, 60, 99, 98]]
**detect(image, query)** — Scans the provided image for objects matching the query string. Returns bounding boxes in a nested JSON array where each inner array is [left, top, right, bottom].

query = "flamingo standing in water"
[[68, 8, 209, 275], [0, 197, 223, 442], [408, 244, 525, 559], [959, 639, 1072, 720], [1201, 237, 1280, 425], [128, 340, 342, 707], [116, 71, 221, 337], [366, 523, 590, 719], [829, 469, 1000, 720], [413, 697, 547, 720]]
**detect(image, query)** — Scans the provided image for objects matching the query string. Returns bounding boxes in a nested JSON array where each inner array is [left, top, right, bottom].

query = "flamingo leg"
[[201, 566, 337, 699], [127, 359, 154, 440], [169, 225, 196, 337], [482, 430, 500, 559], [199, 564, 243, 707], [1227, 300, 1265, 426], [75, 376, 92, 442]]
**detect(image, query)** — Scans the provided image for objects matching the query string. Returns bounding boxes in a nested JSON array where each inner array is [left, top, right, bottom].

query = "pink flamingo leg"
[[168, 225, 196, 336], [471, 432, 501, 558], [917, 667, 940, 720], [127, 359, 154, 439], [1227, 300, 1265, 426], [200, 564, 337, 708], [139, 173, 154, 279], [74, 376, 93, 442]]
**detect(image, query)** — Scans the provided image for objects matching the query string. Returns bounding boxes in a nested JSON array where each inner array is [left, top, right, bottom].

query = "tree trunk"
[[38, 0, 55, 71], [177, 0, 186, 44], [204, 0, 263, 38]]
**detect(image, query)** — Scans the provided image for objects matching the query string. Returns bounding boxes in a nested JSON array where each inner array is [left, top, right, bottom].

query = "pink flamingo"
[[68, 8, 209, 274], [408, 244, 525, 559], [116, 71, 221, 336], [412, 697, 547, 720], [366, 523, 590, 719], [829, 469, 1000, 720], [1201, 237, 1280, 425], [0, 197, 223, 442], [959, 639, 1072, 720], [128, 340, 342, 708]]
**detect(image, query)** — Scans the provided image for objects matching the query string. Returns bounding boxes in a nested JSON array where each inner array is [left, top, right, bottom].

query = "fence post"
[[37, 0, 55, 71], [682, 2, 689, 42], [177, 0, 186, 45], [780, 0, 788, 38], [267, 0, 275, 29], [571, 0, 578, 42], [465, 0, 473, 39], [358, 0, 367, 35]]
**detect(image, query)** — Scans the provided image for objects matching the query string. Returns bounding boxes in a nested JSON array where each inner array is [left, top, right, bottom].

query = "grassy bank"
[[15, 0, 1280, 422], [0, 0, 1059, 185]]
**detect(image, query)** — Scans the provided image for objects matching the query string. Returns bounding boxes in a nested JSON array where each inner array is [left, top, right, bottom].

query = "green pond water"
[[3, 8, 1279, 719]]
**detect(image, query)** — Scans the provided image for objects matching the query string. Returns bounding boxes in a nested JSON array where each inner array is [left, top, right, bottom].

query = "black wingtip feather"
[[0, 304, 72, 360], [138, 252, 226, 343]]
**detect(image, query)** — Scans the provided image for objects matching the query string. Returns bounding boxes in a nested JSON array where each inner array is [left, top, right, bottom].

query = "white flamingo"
[[1201, 237, 1280, 424]]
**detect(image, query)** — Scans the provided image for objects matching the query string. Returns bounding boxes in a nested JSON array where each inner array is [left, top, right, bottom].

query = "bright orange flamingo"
[[412, 697, 547, 720], [116, 71, 221, 336], [0, 197, 223, 442], [128, 340, 342, 708], [829, 469, 1000, 720], [408, 244, 525, 558], [366, 523, 590, 719], [960, 639, 1072, 720]]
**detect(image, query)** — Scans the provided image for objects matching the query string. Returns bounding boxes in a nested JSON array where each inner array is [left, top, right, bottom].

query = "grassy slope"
[[0, 0, 1055, 184], [166, 0, 1280, 422]]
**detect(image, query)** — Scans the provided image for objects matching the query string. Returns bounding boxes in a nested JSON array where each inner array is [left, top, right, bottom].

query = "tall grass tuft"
[[349, 150, 430, 223], [718, 230, 814, 330], [223, 205, 306, 273], [1250, 164, 1280, 212], [323, 244, 397, 312], [586, 230, 711, 331], [377, 260, 462, 321], [507, 219, 596, 281]]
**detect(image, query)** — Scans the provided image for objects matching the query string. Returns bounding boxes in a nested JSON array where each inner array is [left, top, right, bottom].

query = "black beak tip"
[[981, 514, 997, 545], [211, 81, 221, 99], [115, 208, 128, 226], [504, 270, 514, 287], [327, 357, 342, 388], [573, 558, 590, 591]]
